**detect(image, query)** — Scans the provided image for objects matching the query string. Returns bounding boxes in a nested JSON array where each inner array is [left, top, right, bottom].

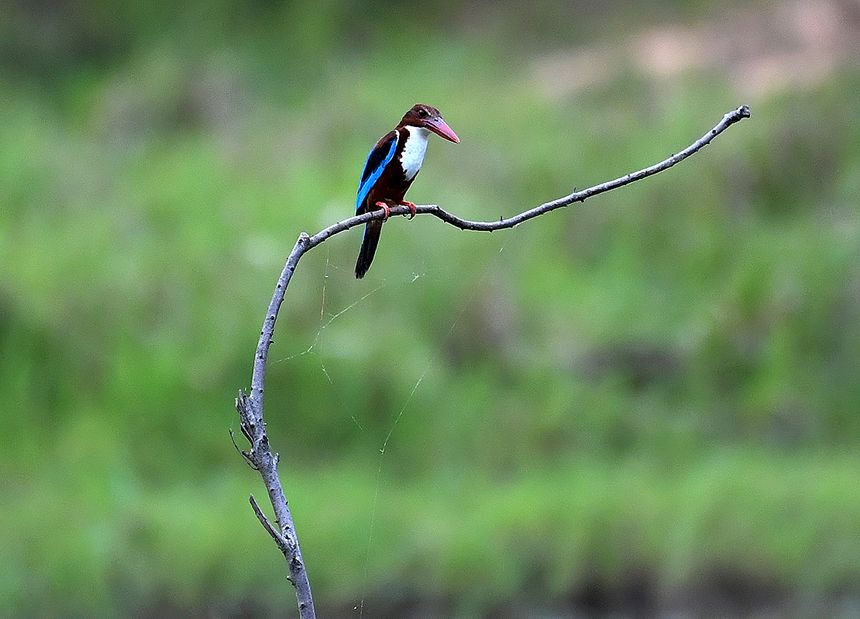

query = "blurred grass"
[[2, 0, 860, 616]]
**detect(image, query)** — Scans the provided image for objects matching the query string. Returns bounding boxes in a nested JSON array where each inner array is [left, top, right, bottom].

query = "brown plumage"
[[354, 104, 459, 278]]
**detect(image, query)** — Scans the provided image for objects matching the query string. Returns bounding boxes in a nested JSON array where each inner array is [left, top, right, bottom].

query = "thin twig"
[[234, 104, 751, 619], [250, 494, 292, 555]]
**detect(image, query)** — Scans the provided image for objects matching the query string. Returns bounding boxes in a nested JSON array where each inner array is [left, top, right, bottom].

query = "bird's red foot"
[[374, 201, 392, 221], [399, 200, 417, 219]]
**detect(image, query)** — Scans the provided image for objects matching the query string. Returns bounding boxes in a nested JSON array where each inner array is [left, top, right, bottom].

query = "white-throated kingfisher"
[[354, 103, 460, 278]]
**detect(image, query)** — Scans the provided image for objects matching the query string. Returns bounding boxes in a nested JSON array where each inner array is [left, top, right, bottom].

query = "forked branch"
[[234, 104, 751, 619]]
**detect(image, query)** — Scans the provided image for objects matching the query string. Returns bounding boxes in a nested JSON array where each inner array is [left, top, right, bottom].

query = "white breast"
[[400, 126, 429, 181]]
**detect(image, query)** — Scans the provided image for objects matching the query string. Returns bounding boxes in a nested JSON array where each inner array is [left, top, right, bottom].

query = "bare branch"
[[234, 105, 751, 619], [235, 389, 315, 618], [303, 104, 751, 246]]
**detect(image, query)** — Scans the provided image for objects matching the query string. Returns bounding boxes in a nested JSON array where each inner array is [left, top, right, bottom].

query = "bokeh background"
[[2, 0, 860, 616]]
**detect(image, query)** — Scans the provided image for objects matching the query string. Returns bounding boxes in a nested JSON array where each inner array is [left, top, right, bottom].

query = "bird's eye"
[[418, 108, 429, 118]]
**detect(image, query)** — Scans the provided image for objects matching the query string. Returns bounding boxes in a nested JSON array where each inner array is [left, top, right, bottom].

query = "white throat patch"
[[400, 125, 430, 181]]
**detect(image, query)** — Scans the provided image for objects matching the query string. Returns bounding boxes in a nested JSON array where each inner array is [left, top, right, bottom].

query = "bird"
[[354, 103, 460, 278]]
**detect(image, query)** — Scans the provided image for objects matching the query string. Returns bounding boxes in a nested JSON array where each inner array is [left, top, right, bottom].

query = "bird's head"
[[399, 104, 460, 143]]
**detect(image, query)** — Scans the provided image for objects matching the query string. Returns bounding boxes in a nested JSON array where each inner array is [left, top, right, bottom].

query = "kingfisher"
[[354, 103, 460, 278]]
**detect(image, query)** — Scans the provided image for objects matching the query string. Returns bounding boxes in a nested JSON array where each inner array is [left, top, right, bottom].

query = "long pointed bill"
[[427, 117, 460, 143]]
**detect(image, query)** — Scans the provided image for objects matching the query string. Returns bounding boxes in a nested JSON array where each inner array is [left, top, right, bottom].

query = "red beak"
[[427, 116, 460, 143]]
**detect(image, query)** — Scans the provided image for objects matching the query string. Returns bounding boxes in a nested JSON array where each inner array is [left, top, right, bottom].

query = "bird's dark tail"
[[355, 220, 383, 279]]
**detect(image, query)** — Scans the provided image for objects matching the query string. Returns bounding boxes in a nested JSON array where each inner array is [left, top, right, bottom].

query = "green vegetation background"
[[2, 1, 859, 616]]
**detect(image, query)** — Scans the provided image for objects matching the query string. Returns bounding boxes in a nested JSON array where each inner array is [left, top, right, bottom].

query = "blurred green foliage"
[[2, 0, 859, 616]]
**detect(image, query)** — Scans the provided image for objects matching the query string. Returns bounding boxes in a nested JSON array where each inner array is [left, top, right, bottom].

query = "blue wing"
[[356, 130, 399, 212]]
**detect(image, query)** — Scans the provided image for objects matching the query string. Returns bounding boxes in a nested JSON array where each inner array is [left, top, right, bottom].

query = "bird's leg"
[[374, 200, 392, 221], [399, 200, 417, 219]]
